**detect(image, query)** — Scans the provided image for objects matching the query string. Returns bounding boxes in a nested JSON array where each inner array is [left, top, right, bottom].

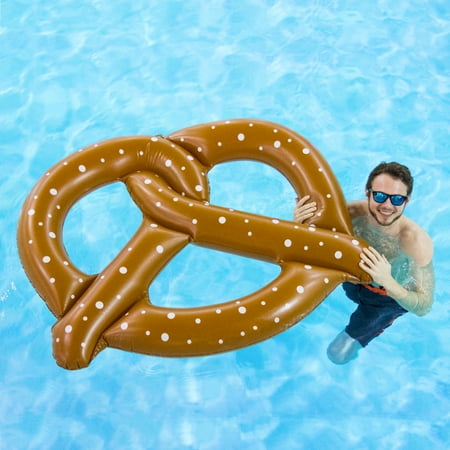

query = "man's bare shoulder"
[[347, 200, 367, 218], [400, 217, 433, 266]]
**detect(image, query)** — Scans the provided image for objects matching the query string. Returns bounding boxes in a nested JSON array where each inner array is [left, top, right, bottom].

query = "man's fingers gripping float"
[[17, 119, 371, 370]]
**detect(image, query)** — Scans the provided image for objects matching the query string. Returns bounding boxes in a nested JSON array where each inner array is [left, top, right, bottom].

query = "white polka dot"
[[305, 265, 312, 270], [95, 301, 104, 309], [27, 209, 35, 216], [165, 160, 172, 167], [334, 251, 343, 259], [284, 239, 292, 247], [218, 216, 227, 224], [81, 342, 86, 348], [216, 309, 222, 314], [195, 318, 201, 324], [304, 246, 309, 251], [120, 322, 128, 330], [151, 137, 158, 142], [324, 278, 330, 284], [237, 133, 245, 141], [218, 339, 224, 344], [49, 277, 56, 284], [272, 219, 280, 224], [167, 312, 176, 319], [161, 333, 169, 342], [49, 188, 58, 196], [195, 185, 203, 192], [253, 325, 258, 330], [187, 339, 192, 344], [42, 256, 51, 263], [302, 148, 310, 154], [352, 239, 360, 246], [119, 266, 128, 274], [238, 306, 247, 314], [49, 232, 56, 239], [192, 218, 198, 224], [144, 178, 151, 184], [197, 146, 202, 152], [156, 245, 164, 254], [240, 331, 246, 336], [296, 285, 305, 294], [65, 325, 73, 333], [145, 330, 151, 336], [261, 301, 266, 306], [274, 140, 281, 148], [217, 141, 223, 147], [119, 149, 125, 154], [78, 165, 86, 173], [83, 316, 88, 321], [274, 317, 280, 323]]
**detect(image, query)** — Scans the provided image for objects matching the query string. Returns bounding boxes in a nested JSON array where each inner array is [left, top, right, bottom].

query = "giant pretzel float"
[[17, 119, 370, 370]]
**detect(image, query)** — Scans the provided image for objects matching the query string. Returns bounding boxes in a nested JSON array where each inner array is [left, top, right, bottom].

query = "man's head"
[[365, 162, 413, 226]]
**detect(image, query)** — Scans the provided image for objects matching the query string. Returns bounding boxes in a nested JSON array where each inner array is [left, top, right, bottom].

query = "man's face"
[[367, 174, 409, 227]]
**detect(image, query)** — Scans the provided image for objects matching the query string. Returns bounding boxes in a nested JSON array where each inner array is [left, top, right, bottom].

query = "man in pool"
[[293, 162, 434, 364]]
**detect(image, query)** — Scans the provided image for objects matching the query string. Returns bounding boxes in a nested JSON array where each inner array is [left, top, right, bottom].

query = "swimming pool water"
[[1, 1, 450, 449]]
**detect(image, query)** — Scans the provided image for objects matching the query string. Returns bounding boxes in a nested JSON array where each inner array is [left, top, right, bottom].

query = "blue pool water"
[[1, 1, 450, 449]]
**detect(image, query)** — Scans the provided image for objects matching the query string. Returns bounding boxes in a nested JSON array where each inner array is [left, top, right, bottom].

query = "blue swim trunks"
[[343, 282, 408, 347]]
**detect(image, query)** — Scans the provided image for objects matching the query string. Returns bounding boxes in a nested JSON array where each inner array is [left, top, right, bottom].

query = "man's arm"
[[359, 244, 435, 316]]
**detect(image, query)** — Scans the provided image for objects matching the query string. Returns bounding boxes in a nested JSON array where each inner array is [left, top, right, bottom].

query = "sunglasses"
[[369, 189, 408, 206]]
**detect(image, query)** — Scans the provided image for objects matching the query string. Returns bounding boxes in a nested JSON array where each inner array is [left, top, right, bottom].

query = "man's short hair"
[[366, 162, 414, 196]]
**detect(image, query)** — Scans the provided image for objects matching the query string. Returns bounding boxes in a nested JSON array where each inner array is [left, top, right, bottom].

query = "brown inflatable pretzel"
[[17, 119, 370, 370]]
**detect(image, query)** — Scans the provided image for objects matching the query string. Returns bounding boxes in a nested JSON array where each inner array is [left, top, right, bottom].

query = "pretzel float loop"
[[17, 119, 370, 370]]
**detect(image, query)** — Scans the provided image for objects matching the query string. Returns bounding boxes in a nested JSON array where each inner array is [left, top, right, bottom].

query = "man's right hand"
[[293, 195, 317, 223]]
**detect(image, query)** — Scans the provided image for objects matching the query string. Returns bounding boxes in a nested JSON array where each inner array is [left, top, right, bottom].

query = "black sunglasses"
[[369, 189, 408, 206]]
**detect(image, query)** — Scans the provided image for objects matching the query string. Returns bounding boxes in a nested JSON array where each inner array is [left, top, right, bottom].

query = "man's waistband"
[[363, 284, 388, 296]]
